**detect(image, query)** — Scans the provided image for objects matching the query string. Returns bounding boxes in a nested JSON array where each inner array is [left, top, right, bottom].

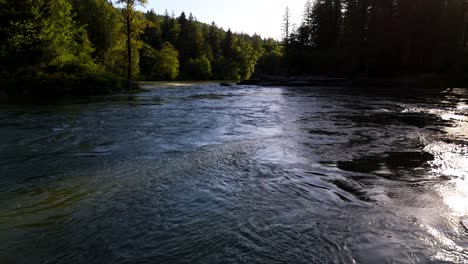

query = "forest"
[[0, 0, 281, 95], [2, 0, 468, 96], [281, 0, 468, 85]]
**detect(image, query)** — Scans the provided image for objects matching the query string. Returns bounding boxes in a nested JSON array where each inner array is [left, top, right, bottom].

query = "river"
[[0, 84, 467, 263]]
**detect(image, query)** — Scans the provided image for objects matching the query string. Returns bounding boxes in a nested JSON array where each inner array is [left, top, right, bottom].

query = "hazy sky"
[[142, 0, 306, 39]]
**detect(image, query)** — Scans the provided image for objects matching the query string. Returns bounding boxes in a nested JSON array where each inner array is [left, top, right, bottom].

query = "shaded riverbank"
[[238, 74, 468, 89]]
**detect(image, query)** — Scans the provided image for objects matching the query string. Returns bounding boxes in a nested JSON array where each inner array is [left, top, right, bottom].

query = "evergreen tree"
[[0, 2, 280, 88], [176, 12, 189, 62], [141, 9, 163, 48], [222, 29, 236, 58], [207, 22, 222, 58], [161, 10, 179, 45], [310, 0, 342, 49], [282, 0, 468, 79], [282, 7, 291, 44]]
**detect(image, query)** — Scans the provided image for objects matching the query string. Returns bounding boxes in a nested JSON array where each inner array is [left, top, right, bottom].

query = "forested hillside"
[[138, 10, 281, 81], [0, 0, 280, 96], [282, 0, 468, 83], [3, 0, 466, 95]]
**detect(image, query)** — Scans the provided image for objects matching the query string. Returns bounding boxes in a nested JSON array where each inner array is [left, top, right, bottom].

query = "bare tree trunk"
[[126, 6, 132, 90]]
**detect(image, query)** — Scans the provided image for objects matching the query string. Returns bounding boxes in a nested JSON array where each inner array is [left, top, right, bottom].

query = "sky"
[[142, 0, 306, 40]]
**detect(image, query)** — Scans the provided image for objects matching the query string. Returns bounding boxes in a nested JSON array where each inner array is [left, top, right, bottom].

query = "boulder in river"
[[219, 83, 232, 87]]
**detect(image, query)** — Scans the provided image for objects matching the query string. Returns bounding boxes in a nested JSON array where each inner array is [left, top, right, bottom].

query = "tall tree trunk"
[[126, 6, 132, 90]]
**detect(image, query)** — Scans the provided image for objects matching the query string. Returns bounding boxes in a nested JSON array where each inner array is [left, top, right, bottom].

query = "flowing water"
[[0, 84, 467, 263]]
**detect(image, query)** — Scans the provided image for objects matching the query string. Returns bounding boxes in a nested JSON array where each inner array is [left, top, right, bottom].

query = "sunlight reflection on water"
[[438, 99, 468, 213], [425, 141, 468, 179], [441, 179, 468, 217], [402, 88, 468, 262], [422, 91, 468, 262]]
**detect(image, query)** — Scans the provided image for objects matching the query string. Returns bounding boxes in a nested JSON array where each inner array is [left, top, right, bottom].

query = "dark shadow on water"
[[337, 151, 435, 180], [344, 113, 449, 128]]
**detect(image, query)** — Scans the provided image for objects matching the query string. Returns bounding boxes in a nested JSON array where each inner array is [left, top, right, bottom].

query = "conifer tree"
[[282, 7, 291, 44]]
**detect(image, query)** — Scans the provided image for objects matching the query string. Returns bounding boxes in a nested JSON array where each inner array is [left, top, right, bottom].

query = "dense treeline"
[[0, 0, 127, 95], [0, 0, 280, 96], [139, 10, 282, 81], [283, 0, 468, 81]]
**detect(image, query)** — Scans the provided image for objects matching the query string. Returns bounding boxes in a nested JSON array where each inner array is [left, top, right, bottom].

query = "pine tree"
[[176, 12, 189, 62], [310, 0, 342, 49], [161, 10, 179, 45], [282, 7, 291, 44], [222, 29, 235, 58], [208, 22, 222, 57]]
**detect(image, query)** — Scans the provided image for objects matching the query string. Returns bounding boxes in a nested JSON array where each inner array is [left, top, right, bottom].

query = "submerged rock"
[[219, 83, 232, 87]]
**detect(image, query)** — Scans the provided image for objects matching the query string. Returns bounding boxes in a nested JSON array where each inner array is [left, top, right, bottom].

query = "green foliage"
[[34, 66, 126, 96], [137, 11, 279, 81], [70, 0, 121, 67], [0, 0, 279, 96], [0, 0, 94, 70], [0, 0, 145, 95], [39, 0, 93, 67], [182, 55, 211, 80], [207, 22, 222, 58], [160, 10, 180, 45], [236, 40, 260, 80], [141, 42, 179, 80], [256, 49, 283, 76], [222, 29, 236, 58], [177, 12, 204, 63], [213, 57, 240, 81]]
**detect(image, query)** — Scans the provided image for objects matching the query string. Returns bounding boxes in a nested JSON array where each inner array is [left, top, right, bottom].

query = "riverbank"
[[238, 74, 468, 89], [0, 72, 131, 99], [0, 80, 234, 103], [139, 81, 232, 88], [237, 76, 351, 87]]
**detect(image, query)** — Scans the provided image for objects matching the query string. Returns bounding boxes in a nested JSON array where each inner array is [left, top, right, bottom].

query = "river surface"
[[0, 84, 467, 263]]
